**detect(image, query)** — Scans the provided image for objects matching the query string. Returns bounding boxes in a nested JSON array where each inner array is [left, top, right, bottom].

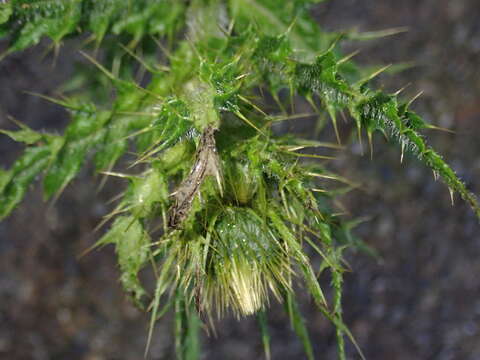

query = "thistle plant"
[[1, 1, 479, 359]]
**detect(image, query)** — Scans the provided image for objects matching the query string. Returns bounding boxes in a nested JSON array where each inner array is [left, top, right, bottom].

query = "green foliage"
[[0, 145, 51, 218], [97, 216, 151, 306], [0, 0, 187, 57], [1, 0, 479, 359]]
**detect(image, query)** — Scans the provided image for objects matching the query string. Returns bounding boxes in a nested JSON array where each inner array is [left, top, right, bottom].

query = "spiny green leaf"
[[128, 169, 169, 218], [146, 244, 177, 356], [135, 98, 193, 156], [182, 79, 220, 130], [295, 53, 351, 107], [97, 216, 150, 307], [354, 91, 480, 217], [257, 310, 271, 360], [93, 114, 135, 170], [0, 128, 43, 145], [230, 0, 334, 59], [290, 48, 480, 219], [268, 207, 328, 307], [174, 291, 201, 360], [43, 107, 110, 198], [284, 292, 314, 360], [1, 2, 479, 359], [7, 0, 82, 53], [1, 0, 186, 56], [83, 0, 121, 44], [0, 146, 50, 219]]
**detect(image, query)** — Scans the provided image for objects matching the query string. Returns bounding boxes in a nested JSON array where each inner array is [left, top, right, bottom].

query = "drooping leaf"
[[97, 216, 150, 307], [257, 310, 271, 360], [284, 292, 314, 360], [174, 290, 201, 360]]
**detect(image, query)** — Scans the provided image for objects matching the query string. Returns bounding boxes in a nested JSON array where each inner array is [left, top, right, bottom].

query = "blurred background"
[[1, 1, 479, 359]]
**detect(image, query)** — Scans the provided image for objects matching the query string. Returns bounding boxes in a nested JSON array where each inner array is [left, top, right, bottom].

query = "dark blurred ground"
[[1, 1, 480, 359]]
